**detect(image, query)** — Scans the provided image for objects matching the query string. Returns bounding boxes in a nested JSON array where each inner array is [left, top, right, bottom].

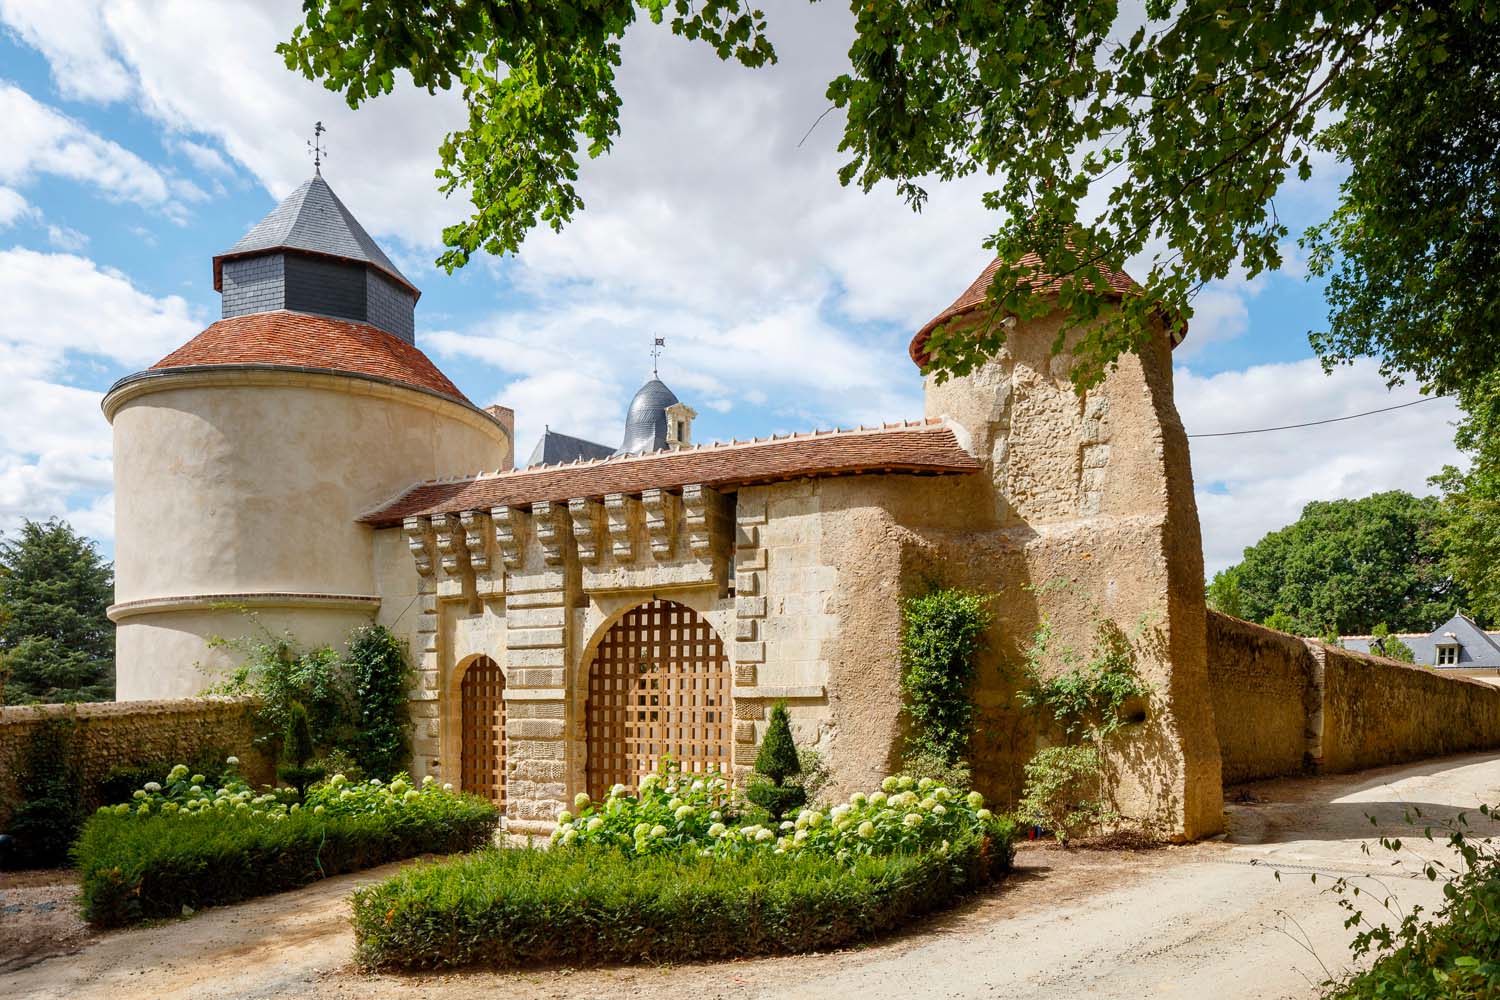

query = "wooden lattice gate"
[[459, 655, 505, 809], [586, 599, 732, 798]]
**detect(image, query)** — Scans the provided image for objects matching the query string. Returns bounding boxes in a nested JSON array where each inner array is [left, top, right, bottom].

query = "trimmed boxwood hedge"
[[352, 827, 1014, 970], [76, 796, 500, 927]]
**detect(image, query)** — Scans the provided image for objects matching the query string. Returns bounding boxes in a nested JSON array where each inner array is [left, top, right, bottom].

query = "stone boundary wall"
[[0, 697, 270, 827], [1205, 611, 1319, 784], [1206, 611, 1500, 784], [1315, 643, 1500, 774]]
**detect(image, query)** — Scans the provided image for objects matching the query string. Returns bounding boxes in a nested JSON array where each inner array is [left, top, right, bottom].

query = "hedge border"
[[352, 828, 1014, 970]]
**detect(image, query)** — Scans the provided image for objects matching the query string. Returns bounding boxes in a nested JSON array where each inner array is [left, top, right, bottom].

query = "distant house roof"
[[1342, 614, 1500, 669], [212, 173, 417, 298], [527, 429, 615, 468], [908, 251, 1185, 368], [360, 419, 979, 526], [140, 310, 470, 404]]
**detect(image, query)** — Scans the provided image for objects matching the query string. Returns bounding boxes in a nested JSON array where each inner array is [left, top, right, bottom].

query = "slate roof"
[[1342, 614, 1500, 669], [359, 419, 979, 526], [146, 310, 471, 404], [909, 252, 1184, 367], [527, 429, 616, 468], [616, 378, 680, 455], [212, 174, 417, 298]]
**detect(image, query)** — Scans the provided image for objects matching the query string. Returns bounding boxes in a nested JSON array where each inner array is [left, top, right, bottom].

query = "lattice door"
[[459, 656, 505, 808], [586, 599, 732, 798]]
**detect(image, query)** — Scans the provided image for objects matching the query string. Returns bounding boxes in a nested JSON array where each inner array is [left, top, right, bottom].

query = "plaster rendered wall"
[[1317, 643, 1500, 773], [107, 371, 509, 698], [1204, 611, 1319, 784], [0, 698, 272, 827]]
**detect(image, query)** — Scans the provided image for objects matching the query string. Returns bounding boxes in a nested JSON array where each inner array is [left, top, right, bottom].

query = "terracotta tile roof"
[[909, 253, 1185, 367], [359, 419, 979, 526], [150, 311, 469, 403]]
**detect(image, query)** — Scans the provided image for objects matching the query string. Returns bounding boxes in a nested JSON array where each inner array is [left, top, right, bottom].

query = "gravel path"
[[5, 751, 1499, 1000]]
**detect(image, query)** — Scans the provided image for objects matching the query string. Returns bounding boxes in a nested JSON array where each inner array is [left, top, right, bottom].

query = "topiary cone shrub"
[[277, 701, 325, 800], [746, 701, 806, 821]]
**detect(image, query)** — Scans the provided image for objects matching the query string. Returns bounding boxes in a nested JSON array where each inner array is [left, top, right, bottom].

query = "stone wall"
[[0, 697, 270, 827], [1316, 643, 1500, 773], [1205, 612, 1500, 784], [1204, 612, 1319, 783]]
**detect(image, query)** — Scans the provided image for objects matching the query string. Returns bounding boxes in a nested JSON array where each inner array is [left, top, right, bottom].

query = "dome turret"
[[616, 378, 681, 455]]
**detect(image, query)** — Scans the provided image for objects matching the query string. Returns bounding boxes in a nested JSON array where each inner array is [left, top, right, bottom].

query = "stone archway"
[[458, 654, 505, 809], [585, 598, 733, 798]]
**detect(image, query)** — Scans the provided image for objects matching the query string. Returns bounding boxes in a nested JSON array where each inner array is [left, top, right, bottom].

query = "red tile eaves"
[[359, 421, 979, 527], [151, 311, 469, 404]]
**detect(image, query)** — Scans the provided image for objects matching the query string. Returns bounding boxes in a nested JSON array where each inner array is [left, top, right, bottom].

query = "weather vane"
[[308, 121, 328, 174], [651, 336, 665, 378]]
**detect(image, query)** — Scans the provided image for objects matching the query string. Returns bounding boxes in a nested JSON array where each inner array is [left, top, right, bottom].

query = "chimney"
[[485, 405, 516, 470]]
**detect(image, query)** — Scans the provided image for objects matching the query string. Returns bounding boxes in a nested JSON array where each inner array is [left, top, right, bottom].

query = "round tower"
[[105, 172, 513, 699]]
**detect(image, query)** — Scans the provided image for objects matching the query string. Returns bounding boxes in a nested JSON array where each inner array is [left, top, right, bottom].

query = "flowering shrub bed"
[[353, 831, 1011, 970], [552, 770, 1006, 860], [76, 763, 499, 927], [352, 768, 1015, 970]]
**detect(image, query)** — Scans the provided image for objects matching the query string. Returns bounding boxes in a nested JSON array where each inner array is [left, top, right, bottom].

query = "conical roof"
[[212, 174, 417, 298], [615, 378, 680, 455]]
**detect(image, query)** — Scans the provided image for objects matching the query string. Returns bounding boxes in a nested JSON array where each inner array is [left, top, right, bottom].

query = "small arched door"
[[459, 655, 505, 809], [586, 599, 732, 799]]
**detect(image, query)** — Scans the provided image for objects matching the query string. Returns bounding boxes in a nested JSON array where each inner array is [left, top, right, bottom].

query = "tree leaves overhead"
[[281, 1, 1499, 390], [1432, 373, 1500, 625]]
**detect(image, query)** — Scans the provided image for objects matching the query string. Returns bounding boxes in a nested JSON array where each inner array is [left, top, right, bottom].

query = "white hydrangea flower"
[[314, 804, 326, 815], [650, 824, 668, 838], [189, 785, 202, 794], [966, 791, 985, 809], [933, 787, 952, 803], [831, 803, 851, 819], [976, 808, 994, 822], [574, 791, 591, 809], [587, 817, 605, 832], [793, 829, 809, 844], [850, 792, 868, 808], [561, 828, 579, 846], [133, 790, 147, 800], [443, 783, 454, 792], [869, 791, 888, 807], [794, 814, 810, 830], [635, 823, 651, 838], [114, 803, 130, 815], [779, 820, 795, 831], [917, 777, 935, 791], [557, 810, 573, 825], [897, 776, 915, 791], [880, 776, 899, 793], [903, 813, 923, 828], [708, 822, 727, 837], [919, 797, 937, 811], [225, 756, 240, 766], [674, 805, 694, 821], [806, 811, 825, 828], [932, 804, 948, 816], [423, 775, 436, 785], [191, 774, 206, 785], [857, 821, 875, 839], [610, 783, 627, 798], [754, 828, 774, 842]]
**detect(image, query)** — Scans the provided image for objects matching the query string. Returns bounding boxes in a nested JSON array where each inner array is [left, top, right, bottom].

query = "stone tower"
[[105, 173, 514, 699]]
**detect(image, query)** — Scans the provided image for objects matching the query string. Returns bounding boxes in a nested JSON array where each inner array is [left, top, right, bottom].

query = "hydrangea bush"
[[103, 757, 459, 823], [552, 765, 1007, 861]]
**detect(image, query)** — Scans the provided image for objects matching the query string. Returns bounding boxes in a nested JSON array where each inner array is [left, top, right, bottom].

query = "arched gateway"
[[586, 599, 733, 798], [459, 655, 505, 809]]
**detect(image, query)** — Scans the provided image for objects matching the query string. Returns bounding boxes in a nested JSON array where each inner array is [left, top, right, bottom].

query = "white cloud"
[[0, 0, 132, 102], [172, 138, 233, 176], [0, 248, 206, 539], [1178, 359, 1464, 575], [0, 82, 180, 214], [0, 185, 30, 226], [45, 223, 89, 250]]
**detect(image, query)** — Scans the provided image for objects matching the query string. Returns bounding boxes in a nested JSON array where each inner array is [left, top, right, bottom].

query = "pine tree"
[[746, 701, 805, 821], [277, 701, 325, 799], [0, 519, 114, 704]]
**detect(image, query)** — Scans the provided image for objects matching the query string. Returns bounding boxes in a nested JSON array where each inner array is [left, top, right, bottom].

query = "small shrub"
[[746, 701, 806, 821], [2, 718, 82, 869], [352, 829, 1014, 970], [277, 701, 325, 799], [96, 751, 234, 808], [1017, 745, 1113, 844], [207, 628, 354, 759], [75, 778, 498, 926], [899, 746, 974, 790], [795, 747, 832, 804]]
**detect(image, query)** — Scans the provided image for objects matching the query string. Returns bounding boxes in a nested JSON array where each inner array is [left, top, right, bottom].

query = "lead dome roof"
[[615, 378, 680, 455]]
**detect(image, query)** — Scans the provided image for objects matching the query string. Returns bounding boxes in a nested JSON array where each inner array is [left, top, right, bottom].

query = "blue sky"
[[0, 0, 1464, 575]]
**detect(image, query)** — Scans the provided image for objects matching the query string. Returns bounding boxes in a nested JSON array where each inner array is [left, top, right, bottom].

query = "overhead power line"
[[1186, 396, 1442, 439]]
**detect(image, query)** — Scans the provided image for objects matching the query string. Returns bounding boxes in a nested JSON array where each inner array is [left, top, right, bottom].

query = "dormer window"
[[1436, 644, 1459, 666]]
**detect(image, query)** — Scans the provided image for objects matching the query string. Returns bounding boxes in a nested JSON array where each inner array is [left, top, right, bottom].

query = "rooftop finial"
[[651, 336, 665, 378], [308, 120, 327, 174]]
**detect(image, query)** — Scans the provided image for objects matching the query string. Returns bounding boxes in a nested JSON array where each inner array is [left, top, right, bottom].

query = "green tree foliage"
[[279, 2, 1495, 390], [1433, 373, 1500, 625], [346, 625, 414, 779], [1367, 623, 1416, 664], [898, 588, 991, 768], [277, 701, 326, 799], [746, 700, 805, 821], [209, 627, 354, 760], [0, 518, 114, 704], [1209, 492, 1464, 637]]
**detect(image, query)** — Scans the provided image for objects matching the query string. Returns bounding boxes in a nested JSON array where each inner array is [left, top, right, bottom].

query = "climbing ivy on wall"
[[347, 625, 415, 780], [898, 588, 992, 774]]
